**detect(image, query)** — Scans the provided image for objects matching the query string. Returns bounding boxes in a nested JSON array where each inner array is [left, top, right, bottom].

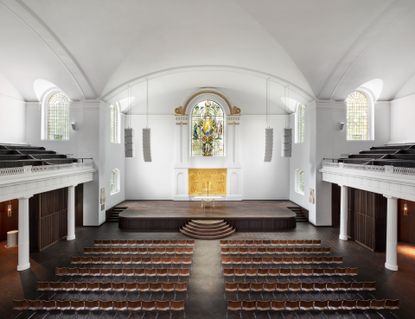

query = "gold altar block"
[[188, 168, 227, 196]]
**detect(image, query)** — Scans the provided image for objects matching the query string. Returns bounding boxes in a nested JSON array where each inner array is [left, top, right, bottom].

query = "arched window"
[[110, 103, 121, 144], [295, 169, 305, 195], [295, 104, 305, 144], [110, 168, 120, 195], [346, 91, 373, 141], [42, 91, 70, 141], [191, 100, 224, 157]]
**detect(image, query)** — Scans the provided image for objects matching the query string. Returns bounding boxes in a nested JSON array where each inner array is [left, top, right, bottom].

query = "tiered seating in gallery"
[[222, 239, 399, 318], [335, 144, 415, 167], [0, 143, 78, 168], [14, 239, 193, 318]]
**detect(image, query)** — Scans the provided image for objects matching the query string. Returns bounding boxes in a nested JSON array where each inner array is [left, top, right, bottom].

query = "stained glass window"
[[346, 91, 372, 140], [191, 100, 224, 157]]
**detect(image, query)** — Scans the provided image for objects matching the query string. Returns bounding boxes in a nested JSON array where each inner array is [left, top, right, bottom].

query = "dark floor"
[[1, 222, 413, 318]]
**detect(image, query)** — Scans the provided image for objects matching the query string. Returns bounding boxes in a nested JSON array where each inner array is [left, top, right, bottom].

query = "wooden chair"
[[87, 282, 100, 291], [285, 300, 300, 311], [170, 300, 185, 311], [263, 282, 276, 292], [242, 300, 256, 311], [313, 300, 328, 311], [37, 282, 49, 291], [100, 282, 112, 291], [256, 300, 271, 311], [342, 300, 356, 310], [85, 300, 100, 311], [288, 282, 301, 292], [13, 300, 29, 311], [179, 269, 190, 277], [385, 299, 399, 310], [142, 300, 156, 311], [56, 300, 71, 311], [175, 282, 187, 292], [299, 300, 313, 311], [113, 301, 128, 311], [125, 282, 138, 292], [270, 300, 285, 311], [276, 282, 289, 292], [370, 299, 386, 310], [301, 282, 313, 292], [71, 300, 85, 312], [162, 282, 175, 292], [99, 300, 113, 311], [111, 282, 125, 292], [356, 299, 371, 310], [127, 300, 142, 311], [156, 300, 170, 311], [225, 282, 238, 292], [328, 300, 342, 311]]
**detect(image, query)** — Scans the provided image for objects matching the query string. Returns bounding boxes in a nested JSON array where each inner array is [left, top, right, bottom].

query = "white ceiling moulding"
[[0, 0, 96, 99], [100, 65, 316, 104]]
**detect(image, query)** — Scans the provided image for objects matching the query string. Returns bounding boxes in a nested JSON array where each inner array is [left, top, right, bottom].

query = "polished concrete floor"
[[1, 222, 413, 318]]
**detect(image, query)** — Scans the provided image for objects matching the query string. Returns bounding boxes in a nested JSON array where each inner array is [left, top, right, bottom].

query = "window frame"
[[294, 104, 305, 144], [295, 168, 305, 195], [41, 89, 70, 141], [110, 168, 120, 195], [345, 90, 374, 141]]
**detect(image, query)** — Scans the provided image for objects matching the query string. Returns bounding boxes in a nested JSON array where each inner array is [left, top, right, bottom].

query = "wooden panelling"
[[29, 188, 68, 252], [0, 199, 18, 241], [398, 199, 415, 244], [331, 184, 340, 227], [75, 184, 83, 227], [348, 188, 386, 252]]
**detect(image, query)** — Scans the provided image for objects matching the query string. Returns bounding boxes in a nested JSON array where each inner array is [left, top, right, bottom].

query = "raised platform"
[[118, 200, 297, 232]]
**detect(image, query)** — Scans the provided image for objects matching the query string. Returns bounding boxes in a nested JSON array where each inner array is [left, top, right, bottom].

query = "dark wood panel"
[[348, 188, 386, 252], [398, 199, 415, 244], [0, 199, 18, 241], [119, 216, 296, 232], [75, 184, 83, 227], [331, 184, 340, 227], [29, 188, 68, 251]]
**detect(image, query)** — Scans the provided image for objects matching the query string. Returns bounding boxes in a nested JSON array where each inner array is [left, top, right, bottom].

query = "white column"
[[339, 185, 348, 241], [67, 185, 76, 240], [17, 196, 31, 271], [385, 196, 398, 271]]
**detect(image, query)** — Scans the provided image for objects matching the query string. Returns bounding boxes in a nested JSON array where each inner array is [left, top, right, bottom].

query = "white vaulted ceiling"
[[1, 0, 415, 102]]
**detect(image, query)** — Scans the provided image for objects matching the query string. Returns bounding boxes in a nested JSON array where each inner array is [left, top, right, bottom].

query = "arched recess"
[[174, 89, 241, 116]]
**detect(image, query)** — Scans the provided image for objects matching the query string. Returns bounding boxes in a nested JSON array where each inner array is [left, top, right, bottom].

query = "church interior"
[[1, 0, 415, 318]]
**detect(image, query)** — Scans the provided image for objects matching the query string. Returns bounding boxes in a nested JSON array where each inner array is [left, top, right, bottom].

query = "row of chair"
[[220, 240, 321, 247], [84, 247, 193, 255], [225, 281, 376, 292], [56, 267, 191, 277], [222, 256, 342, 265], [38, 281, 188, 292], [71, 256, 192, 265], [94, 239, 194, 247], [227, 299, 399, 312], [223, 267, 358, 277], [14, 299, 185, 312], [221, 247, 331, 255]]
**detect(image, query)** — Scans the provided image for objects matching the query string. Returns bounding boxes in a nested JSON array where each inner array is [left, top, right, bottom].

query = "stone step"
[[180, 219, 236, 239], [185, 223, 230, 233], [180, 227, 235, 240], [189, 219, 225, 227]]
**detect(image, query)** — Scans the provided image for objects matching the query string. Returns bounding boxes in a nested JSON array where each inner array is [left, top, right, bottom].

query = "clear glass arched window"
[[42, 91, 70, 141], [191, 100, 224, 156], [110, 168, 120, 195], [346, 91, 374, 141], [295, 104, 305, 144]]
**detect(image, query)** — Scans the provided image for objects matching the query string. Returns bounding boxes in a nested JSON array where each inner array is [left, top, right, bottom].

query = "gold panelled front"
[[188, 168, 227, 196]]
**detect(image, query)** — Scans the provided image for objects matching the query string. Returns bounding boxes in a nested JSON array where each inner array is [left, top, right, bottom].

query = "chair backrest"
[[170, 300, 185, 311], [156, 300, 170, 311], [142, 301, 156, 311]]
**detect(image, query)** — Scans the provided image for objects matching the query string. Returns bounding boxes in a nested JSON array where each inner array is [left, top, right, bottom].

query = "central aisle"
[[186, 240, 226, 318]]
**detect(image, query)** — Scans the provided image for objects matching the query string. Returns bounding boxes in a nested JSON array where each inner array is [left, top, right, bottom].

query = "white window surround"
[[294, 104, 305, 144], [295, 168, 305, 195], [110, 103, 121, 144], [345, 89, 374, 141], [41, 89, 70, 141], [110, 168, 120, 195]]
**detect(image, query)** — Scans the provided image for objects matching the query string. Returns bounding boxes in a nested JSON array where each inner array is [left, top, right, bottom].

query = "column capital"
[[383, 194, 397, 200], [18, 194, 34, 200]]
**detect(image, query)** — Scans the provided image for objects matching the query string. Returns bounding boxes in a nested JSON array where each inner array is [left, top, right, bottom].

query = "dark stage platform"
[[118, 200, 297, 232]]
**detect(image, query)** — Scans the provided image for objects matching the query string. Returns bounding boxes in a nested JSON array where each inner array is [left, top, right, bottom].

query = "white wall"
[[0, 74, 26, 143], [313, 100, 390, 226], [25, 100, 102, 226], [390, 94, 415, 143], [125, 114, 290, 200]]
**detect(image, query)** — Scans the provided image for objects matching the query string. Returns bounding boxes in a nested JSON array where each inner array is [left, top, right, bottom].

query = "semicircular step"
[[179, 219, 236, 239]]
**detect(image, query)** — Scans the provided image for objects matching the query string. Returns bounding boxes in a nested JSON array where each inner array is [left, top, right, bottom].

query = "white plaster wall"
[[25, 100, 101, 226], [313, 100, 390, 226], [125, 114, 290, 200], [390, 94, 415, 143], [0, 74, 26, 143]]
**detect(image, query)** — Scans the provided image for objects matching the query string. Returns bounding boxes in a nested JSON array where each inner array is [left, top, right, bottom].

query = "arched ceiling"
[[0, 0, 415, 102]]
